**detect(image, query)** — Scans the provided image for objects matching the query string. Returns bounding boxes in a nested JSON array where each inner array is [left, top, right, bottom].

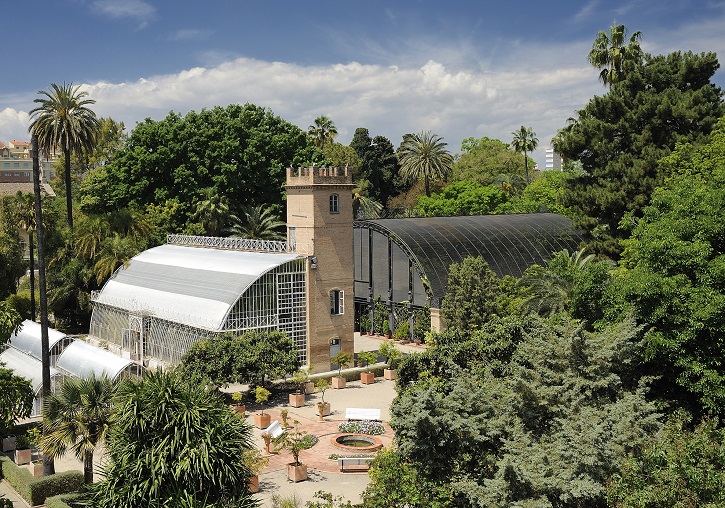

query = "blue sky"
[[2, 0, 723, 166]]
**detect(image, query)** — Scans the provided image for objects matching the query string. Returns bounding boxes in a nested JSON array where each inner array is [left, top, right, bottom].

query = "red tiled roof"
[[0, 182, 56, 198]]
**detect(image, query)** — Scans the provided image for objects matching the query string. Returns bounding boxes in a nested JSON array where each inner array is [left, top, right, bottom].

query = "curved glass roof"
[[361, 213, 584, 304], [0, 347, 61, 395], [94, 244, 302, 330], [9, 320, 70, 360], [56, 340, 138, 380]]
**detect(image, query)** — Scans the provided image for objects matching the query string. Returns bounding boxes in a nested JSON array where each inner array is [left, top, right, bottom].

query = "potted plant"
[[316, 402, 326, 422], [261, 431, 273, 455], [14, 433, 31, 465], [315, 378, 331, 416], [242, 447, 269, 493], [303, 368, 315, 394], [379, 341, 403, 380], [331, 352, 352, 389], [288, 370, 307, 408], [382, 319, 390, 339], [32, 459, 44, 478], [357, 351, 379, 384], [253, 386, 272, 429], [393, 319, 409, 343], [280, 408, 290, 428], [230, 391, 246, 415], [274, 420, 317, 482]]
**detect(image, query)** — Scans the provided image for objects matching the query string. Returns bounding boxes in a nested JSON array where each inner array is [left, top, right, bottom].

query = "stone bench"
[[338, 456, 374, 472], [344, 408, 381, 421]]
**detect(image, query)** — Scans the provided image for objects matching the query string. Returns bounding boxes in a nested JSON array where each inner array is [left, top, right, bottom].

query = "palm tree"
[[510, 126, 538, 185], [29, 82, 101, 230], [397, 131, 454, 197], [227, 204, 285, 240], [307, 115, 338, 152], [41, 373, 116, 484], [11, 192, 37, 320], [193, 187, 230, 236], [588, 23, 643, 87]]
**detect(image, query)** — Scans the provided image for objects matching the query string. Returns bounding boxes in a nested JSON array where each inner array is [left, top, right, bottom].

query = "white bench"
[[264, 420, 285, 439], [338, 456, 374, 472], [345, 408, 381, 421]]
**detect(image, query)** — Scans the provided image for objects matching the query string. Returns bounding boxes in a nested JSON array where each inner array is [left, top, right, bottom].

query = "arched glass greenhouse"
[[353, 213, 585, 331], [89, 237, 307, 368]]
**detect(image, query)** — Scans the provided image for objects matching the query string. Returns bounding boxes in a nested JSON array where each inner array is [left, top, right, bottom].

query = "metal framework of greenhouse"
[[89, 236, 308, 368]]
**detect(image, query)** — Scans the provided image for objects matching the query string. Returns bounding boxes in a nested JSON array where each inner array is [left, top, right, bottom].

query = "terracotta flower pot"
[[14, 448, 31, 465], [332, 376, 346, 389], [360, 371, 375, 384], [2, 436, 16, 452], [304, 381, 315, 394], [231, 404, 246, 415], [384, 368, 397, 380], [287, 463, 308, 482], [254, 413, 271, 429], [247, 474, 259, 493]]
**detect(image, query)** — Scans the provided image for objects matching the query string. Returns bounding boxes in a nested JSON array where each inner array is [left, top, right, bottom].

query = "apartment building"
[[0, 140, 58, 183]]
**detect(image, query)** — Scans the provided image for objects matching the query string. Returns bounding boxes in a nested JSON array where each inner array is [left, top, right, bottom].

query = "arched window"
[[329, 194, 339, 213], [330, 289, 344, 315]]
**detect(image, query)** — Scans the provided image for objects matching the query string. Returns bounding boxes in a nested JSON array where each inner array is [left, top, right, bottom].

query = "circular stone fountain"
[[330, 433, 383, 452]]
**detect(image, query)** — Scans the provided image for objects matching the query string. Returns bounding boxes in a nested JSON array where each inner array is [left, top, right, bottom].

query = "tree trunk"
[[32, 135, 55, 476], [524, 149, 529, 184], [29, 233, 35, 321], [424, 174, 431, 197], [84, 450, 93, 484], [64, 150, 73, 230]]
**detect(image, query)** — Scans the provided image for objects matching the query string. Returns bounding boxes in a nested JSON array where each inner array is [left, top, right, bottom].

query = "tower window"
[[329, 194, 339, 213], [330, 289, 344, 315]]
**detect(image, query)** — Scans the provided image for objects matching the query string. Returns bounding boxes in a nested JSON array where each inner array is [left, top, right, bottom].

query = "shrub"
[[45, 492, 89, 508], [0, 457, 84, 506], [338, 420, 385, 435]]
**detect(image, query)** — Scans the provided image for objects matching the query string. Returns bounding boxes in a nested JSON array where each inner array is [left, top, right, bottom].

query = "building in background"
[[545, 147, 563, 170], [0, 139, 58, 183]]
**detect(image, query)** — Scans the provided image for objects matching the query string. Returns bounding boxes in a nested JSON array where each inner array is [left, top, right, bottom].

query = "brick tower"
[[285, 166, 355, 371]]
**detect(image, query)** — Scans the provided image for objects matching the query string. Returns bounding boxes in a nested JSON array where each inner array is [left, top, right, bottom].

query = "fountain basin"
[[330, 433, 383, 452]]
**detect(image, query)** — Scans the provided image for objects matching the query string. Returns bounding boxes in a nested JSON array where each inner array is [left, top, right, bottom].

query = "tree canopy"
[[80, 103, 322, 232], [554, 50, 724, 257]]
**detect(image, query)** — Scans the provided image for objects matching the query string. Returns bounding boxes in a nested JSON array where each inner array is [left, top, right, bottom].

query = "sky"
[[2, 0, 724, 167]]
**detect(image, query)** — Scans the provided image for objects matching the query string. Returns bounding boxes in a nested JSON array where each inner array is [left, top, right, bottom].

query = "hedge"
[[0, 456, 84, 506], [45, 492, 88, 508]]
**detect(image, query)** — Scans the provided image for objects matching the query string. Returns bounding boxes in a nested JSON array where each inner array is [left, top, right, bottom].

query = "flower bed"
[[337, 420, 385, 436]]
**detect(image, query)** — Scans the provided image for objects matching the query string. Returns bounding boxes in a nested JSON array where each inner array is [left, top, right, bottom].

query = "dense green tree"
[[609, 118, 725, 415], [80, 104, 322, 229], [441, 256, 506, 330], [0, 365, 33, 437], [588, 23, 643, 86], [452, 136, 526, 186], [0, 200, 25, 299], [414, 180, 509, 217], [29, 82, 100, 230], [193, 187, 230, 237], [0, 301, 22, 345], [92, 370, 256, 507], [307, 115, 338, 152], [510, 125, 538, 184], [608, 412, 725, 507], [322, 142, 361, 174], [352, 131, 406, 207], [554, 50, 724, 257], [180, 330, 298, 387], [227, 204, 285, 240], [41, 373, 116, 483], [390, 316, 660, 507], [397, 131, 453, 197], [496, 170, 575, 216]]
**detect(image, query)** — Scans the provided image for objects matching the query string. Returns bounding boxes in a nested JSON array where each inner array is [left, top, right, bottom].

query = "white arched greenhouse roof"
[[8, 320, 72, 360], [56, 340, 140, 380], [0, 347, 61, 395], [93, 244, 303, 331]]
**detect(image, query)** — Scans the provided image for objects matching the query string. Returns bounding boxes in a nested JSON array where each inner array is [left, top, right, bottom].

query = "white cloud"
[[0, 108, 31, 144], [92, 0, 155, 27]]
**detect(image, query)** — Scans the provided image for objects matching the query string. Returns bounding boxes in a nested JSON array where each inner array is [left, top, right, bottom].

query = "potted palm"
[[274, 420, 317, 482], [358, 351, 379, 384], [379, 341, 403, 380], [253, 386, 272, 429], [331, 352, 352, 389], [242, 447, 269, 493], [315, 378, 331, 416], [288, 370, 307, 408], [230, 391, 246, 415]]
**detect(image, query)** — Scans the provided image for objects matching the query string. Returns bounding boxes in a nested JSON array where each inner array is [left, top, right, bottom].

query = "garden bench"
[[338, 456, 374, 472], [264, 420, 285, 439], [345, 408, 381, 421]]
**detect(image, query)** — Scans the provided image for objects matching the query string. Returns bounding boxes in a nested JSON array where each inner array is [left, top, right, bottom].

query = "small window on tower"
[[329, 193, 339, 213], [330, 289, 344, 315]]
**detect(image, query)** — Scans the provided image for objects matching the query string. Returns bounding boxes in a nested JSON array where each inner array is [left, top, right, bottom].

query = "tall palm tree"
[[307, 115, 338, 152], [397, 131, 454, 197], [227, 204, 285, 240], [41, 373, 116, 484], [12, 192, 37, 320], [510, 126, 538, 185], [588, 23, 643, 87], [29, 82, 101, 230]]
